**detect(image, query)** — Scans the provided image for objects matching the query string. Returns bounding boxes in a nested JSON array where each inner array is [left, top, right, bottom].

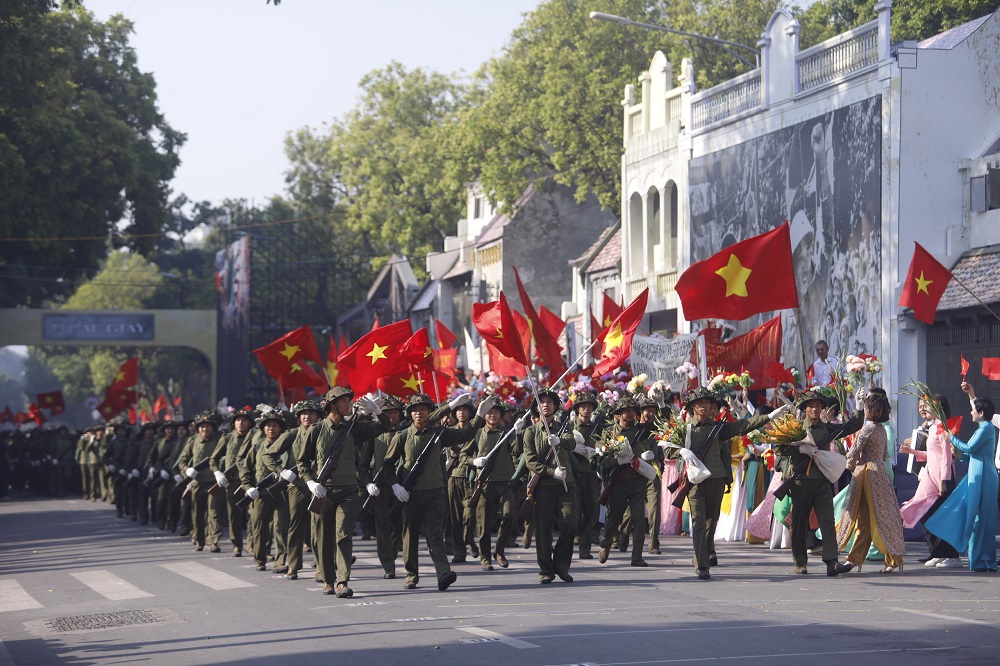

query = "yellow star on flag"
[[714, 254, 752, 298], [496, 328, 503, 338], [326, 361, 339, 385], [401, 374, 420, 392], [289, 362, 304, 373], [114, 371, 125, 383], [279, 343, 300, 361], [603, 315, 613, 327], [366, 341, 389, 365], [423, 346, 432, 359], [603, 323, 624, 354], [914, 271, 933, 294]]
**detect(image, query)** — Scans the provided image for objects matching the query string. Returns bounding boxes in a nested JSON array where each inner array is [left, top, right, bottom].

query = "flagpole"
[[549, 338, 602, 389], [794, 308, 809, 384], [135, 355, 140, 415], [416, 369, 426, 394], [948, 274, 1000, 325]]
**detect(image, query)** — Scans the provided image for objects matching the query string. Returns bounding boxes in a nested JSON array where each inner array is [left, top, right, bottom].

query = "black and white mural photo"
[[688, 95, 882, 366]]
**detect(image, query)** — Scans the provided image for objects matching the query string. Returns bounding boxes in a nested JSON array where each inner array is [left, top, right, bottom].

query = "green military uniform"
[[240, 410, 289, 571], [569, 395, 604, 560], [210, 410, 256, 555], [261, 404, 318, 579], [381, 395, 481, 589], [463, 409, 518, 568], [679, 387, 772, 577], [524, 397, 579, 583], [129, 426, 157, 524], [49, 428, 74, 497], [176, 413, 222, 550], [774, 393, 863, 570], [360, 404, 406, 578], [296, 392, 389, 593], [446, 406, 478, 562], [145, 426, 178, 530], [102, 427, 129, 515]]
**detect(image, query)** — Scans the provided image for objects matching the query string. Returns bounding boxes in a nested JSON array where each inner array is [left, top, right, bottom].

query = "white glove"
[[173, 474, 183, 484], [855, 388, 866, 411], [392, 483, 410, 502], [573, 430, 585, 446], [128, 470, 137, 479], [52, 459, 59, 466], [107, 465, 116, 473], [449, 392, 472, 411], [472, 456, 487, 468], [118, 469, 127, 477], [280, 469, 296, 482], [553, 466, 568, 481], [357, 395, 382, 416], [147, 468, 155, 479], [769, 404, 792, 419], [214, 470, 229, 487], [617, 439, 634, 464], [635, 457, 657, 481], [573, 444, 595, 460], [514, 413, 530, 434], [185, 467, 197, 479], [640, 450, 655, 461], [476, 395, 499, 418], [160, 470, 170, 480], [245, 487, 260, 501], [366, 483, 380, 496], [799, 443, 819, 458], [131, 468, 140, 477], [547, 434, 561, 448], [307, 480, 327, 499]]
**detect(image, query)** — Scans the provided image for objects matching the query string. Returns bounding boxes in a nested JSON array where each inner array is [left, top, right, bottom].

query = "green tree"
[[0, 1, 184, 307], [284, 62, 472, 266], [803, 0, 998, 43]]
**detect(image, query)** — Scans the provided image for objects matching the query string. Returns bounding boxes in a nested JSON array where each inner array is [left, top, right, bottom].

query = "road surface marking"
[[457, 627, 538, 649], [0, 579, 42, 612], [160, 561, 256, 590], [891, 607, 1000, 628], [71, 570, 154, 601]]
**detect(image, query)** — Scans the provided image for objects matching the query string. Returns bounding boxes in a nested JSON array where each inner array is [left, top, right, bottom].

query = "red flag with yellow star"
[[472, 292, 529, 367], [899, 242, 952, 325], [326, 336, 349, 387], [601, 293, 623, 329], [401, 327, 434, 372], [338, 319, 413, 393], [253, 326, 323, 380], [513, 267, 565, 376], [37, 390, 65, 415], [434, 319, 457, 349], [593, 288, 648, 376], [278, 359, 326, 390], [110, 357, 139, 390], [376, 371, 423, 398], [675, 223, 798, 321]]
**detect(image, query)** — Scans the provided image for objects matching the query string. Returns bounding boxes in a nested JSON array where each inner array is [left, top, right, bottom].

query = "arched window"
[[646, 187, 660, 272], [628, 192, 643, 277]]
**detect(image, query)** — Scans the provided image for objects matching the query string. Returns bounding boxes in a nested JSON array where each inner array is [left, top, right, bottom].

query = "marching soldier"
[[775, 389, 863, 576], [145, 421, 179, 529], [173, 419, 194, 536], [568, 392, 602, 559], [378, 392, 492, 591], [360, 395, 406, 579], [129, 424, 157, 525], [445, 400, 478, 563], [524, 388, 579, 584], [619, 395, 666, 555], [262, 398, 322, 580], [597, 396, 658, 567], [176, 411, 223, 552], [295, 387, 389, 598], [210, 406, 257, 557], [465, 399, 519, 571], [239, 407, 288, 572]]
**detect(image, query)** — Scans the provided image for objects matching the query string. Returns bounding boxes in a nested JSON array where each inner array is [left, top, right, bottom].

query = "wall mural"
[[688, 95, 882, 370]]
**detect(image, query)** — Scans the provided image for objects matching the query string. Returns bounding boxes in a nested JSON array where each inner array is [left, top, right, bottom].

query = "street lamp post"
[[589, 11, 759, 69]]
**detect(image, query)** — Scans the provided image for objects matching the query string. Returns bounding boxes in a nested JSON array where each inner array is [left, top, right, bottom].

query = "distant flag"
[[593, 289, 648, 376], [434, 319, 457, 349], [899, 242, 952, 325], [960, 353, 970, 380]]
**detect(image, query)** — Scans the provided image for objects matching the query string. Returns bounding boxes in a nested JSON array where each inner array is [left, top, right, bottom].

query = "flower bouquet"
[[759, 412, 807, 445], [844, 354, 868, 388], [594, 431, 627, 458], [627, 373, 649, 394]]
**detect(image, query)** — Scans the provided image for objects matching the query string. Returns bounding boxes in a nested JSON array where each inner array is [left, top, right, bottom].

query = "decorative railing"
[[656, 270, 678, 298], [796, 20, 879, 93], [690, 70, 761, 131], [627, 276, 649, 303]]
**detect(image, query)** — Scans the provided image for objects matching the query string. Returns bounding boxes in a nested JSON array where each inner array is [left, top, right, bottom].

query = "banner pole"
[[794, 308, 809, 386], [948, 274, 1000, 325]]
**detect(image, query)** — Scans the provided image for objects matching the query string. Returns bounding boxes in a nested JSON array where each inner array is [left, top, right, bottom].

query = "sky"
[[85, 0, 542, 206]]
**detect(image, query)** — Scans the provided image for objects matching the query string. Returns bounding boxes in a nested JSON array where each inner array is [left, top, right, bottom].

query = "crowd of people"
[[1, 366, 997, 595]]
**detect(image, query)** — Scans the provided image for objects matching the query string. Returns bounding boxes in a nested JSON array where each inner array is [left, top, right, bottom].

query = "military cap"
[[612, 395, 641, 415], [192, 410, 219, 428], [684, 386, 718, 410], [257, 408, 286, 427], [140, 422, 159, 432], [796, 389, 828, 409], [231, 406, 257, 423], [531, 388, 561, 409], [292, 399, 324, 417], [323, 386, 355, 408], [637, 394, 660, 410], [571, 391, 599, 410], [381, 395, 405, 412], [405, 393, 436, 413]]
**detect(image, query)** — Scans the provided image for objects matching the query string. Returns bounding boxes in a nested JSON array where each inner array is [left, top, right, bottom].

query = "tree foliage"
[[802, 0, 998, 44], [0, 1, 183, 307]]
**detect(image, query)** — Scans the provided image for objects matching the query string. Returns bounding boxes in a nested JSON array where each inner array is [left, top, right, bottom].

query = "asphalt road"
[[1, 498, 999, 665]]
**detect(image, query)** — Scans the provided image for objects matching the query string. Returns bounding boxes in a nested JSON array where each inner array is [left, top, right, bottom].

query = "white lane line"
[[0, 579, 42, 612], [591, 645, 999, 664], [71, 570, 154, 601], [891, 607, 1000, 628], [160, 561, 256, 590], [457, 627, 538, 649]]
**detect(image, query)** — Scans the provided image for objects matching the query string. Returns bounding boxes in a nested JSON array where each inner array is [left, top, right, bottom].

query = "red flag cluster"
[[96, 357, 142, 420]]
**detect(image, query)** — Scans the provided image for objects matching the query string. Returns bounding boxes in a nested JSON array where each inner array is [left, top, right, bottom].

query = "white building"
[[616, 1, 1000, 434]]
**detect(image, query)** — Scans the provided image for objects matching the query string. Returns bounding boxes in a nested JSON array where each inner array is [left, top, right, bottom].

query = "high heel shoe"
[[879, 563, 903, 573]]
